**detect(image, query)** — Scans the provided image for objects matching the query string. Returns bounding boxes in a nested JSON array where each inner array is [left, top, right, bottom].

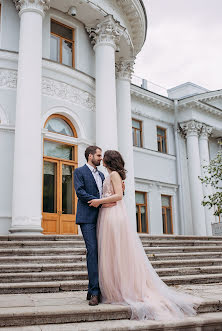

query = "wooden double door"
[[42, 157, 78, 235]]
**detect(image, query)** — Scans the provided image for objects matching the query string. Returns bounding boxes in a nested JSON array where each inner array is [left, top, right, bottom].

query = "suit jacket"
[[74, 164, 105, 224]]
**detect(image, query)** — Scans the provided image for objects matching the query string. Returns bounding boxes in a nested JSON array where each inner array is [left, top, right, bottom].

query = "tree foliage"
[[199, 146, 222, 216]]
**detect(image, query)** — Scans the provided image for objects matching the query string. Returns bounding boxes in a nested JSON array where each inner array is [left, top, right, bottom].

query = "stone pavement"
[[1, 284, 222, 330]]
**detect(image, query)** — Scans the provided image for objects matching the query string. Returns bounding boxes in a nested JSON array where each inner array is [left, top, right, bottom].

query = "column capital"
[[200, 124, 213, 140], [180, 120, 202, 138], [13, 0, 50, 17], [115, 58, 135, 81], [86, 15, 125, 51]]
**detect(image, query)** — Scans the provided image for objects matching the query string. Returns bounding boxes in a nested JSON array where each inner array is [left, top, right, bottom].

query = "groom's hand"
[[102, 202, 116, 208], [88, 199, 101, 208]]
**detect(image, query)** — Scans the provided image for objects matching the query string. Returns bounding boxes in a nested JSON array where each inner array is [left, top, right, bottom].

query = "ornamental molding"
[[115, 0, 146, 54], [131, 89, 174, 111], [0, 70, 95, 112], [0, 105, 9, 125], [200, 124, 213, 139], [13, 0, 50, 16], [0, 70, 17, 89], [116, 57, 135, 81], [178, 89, 222, 105], [132, 108, 174, 126], [42, 78, 95, 111], [86, 15, 125, 51], [180, 100, 222, 117], [180, 120, 203, 138]]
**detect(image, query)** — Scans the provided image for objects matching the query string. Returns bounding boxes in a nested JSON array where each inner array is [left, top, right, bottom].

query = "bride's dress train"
[[97, 175, 202, 321]]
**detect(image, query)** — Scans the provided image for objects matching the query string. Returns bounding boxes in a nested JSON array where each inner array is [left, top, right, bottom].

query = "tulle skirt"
[[97, 200, 202, 321]]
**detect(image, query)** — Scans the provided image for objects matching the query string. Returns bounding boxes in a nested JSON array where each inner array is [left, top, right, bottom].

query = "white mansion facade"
[[0, 0, 221, 236]]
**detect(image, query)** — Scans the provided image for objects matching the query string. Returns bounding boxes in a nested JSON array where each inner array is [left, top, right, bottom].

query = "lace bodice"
[[102, 175, 114, 198]]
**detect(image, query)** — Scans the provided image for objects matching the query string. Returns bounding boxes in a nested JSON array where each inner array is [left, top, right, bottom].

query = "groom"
[[74, 146, 113, 306]]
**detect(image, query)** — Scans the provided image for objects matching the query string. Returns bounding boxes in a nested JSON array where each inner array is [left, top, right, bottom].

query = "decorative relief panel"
[[42, 79, 95, 111], [0, 70, 17, 89], [0, 70, 95, 111]]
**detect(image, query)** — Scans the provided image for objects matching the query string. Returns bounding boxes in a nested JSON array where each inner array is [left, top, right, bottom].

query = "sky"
[[134, 0, 222, 92]]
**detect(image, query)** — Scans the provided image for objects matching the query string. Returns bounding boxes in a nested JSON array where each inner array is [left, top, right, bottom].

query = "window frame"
[[44, 114, 77, 138], [135, 191, 149, 233], [161, 194, 173, 234], [132, 119, 143, 148], [157, 126, 167, 153], [50, 19, 75, 68]]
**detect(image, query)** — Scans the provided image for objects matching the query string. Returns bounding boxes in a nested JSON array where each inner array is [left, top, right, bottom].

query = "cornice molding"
[[178, 89, 222, 105], [131, 87, 174, 111], [116, 0, 147, 54], [132, 108, 174, 126], [179, 100, 222, 117]]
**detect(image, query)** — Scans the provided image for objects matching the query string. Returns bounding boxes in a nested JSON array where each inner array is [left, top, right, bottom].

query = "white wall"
[[0, 0, 20, 52], [0, 130, 14, 234]]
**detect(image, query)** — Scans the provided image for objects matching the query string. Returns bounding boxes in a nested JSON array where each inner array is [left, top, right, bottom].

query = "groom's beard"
[[92, 159, 101, 167]]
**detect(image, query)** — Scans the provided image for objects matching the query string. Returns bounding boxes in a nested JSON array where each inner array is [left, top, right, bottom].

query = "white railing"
[[132, 75, 168, 97]]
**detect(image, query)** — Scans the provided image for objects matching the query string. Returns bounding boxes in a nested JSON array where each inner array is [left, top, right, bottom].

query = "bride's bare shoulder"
[[110, 171, 121, 180]]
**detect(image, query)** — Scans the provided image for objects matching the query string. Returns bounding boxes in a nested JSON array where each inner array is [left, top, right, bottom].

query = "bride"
[[88, 150, 202, 320]]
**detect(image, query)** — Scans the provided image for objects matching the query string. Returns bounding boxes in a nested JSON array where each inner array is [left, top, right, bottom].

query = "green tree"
[[199, 146, 222, 217]]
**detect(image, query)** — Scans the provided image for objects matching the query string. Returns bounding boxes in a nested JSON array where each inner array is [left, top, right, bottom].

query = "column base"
[[9, 226, 43, 235], [9, 216, 43, 235]]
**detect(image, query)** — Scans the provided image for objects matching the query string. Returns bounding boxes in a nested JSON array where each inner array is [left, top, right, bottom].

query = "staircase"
[[1, 234, 222, 330]]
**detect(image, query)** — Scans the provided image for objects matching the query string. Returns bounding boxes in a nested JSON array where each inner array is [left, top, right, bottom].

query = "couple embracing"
[[74, 146, 201, 320]]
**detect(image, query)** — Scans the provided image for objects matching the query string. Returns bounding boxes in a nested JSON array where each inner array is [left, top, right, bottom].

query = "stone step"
[[2, 272, 222, 294], [157, 265, 222, 276], [148, 251, 222, 260], [2, 265, 222, 283], [1, 257, 222, 271], [1, 252, 222, 266], [1, 239, 222, 248], [0, 263, 87, 273], [0, 255, 86, 264], [2, 245, 222, 257], [0, 240, 85, 248], [0, 292, 218, 328], [0, 271, 89, 283], [3, 312, 222, 331], [3, 259, 222, 274], [0, 248, 86, 256], [2, 234, 222, 242]]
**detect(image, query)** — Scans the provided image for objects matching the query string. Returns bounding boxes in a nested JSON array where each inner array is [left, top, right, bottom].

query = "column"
[[116, 58, 136, 228], [199, 124, 214, 235], [10, 0, 50, 235], [180, 121, 207, 235], [86, 15, 124, 151]]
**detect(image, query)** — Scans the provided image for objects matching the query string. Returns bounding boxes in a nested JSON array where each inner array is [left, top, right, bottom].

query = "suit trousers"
[[80, 223, 100, 296]]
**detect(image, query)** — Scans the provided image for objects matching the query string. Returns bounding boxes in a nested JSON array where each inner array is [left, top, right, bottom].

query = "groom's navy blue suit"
[[74, 164, 105, 296]]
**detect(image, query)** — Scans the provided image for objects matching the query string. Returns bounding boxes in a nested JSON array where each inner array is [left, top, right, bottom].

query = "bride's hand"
[[88, 199, 101, 208]]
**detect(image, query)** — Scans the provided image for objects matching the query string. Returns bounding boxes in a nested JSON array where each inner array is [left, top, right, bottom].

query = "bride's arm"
[[88, 171, 123, 208]]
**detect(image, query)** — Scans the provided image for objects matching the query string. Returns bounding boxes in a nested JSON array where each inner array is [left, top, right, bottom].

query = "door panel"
[[60, 162, 78, 234], [42, 154, 78, 235]]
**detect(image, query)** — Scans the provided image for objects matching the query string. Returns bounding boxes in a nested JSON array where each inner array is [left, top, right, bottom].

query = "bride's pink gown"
[[97, 174, 202, 320]]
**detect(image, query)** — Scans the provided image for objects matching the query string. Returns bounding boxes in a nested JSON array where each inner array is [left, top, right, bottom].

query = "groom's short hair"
[[85, 145, 102, 161]]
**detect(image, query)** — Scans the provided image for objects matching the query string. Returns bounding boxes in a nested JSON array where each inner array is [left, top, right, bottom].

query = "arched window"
[[44, 115, 77, 137]]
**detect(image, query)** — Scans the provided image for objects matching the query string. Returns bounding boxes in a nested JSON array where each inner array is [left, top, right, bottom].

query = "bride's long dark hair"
[[103, 150, 127, 180]]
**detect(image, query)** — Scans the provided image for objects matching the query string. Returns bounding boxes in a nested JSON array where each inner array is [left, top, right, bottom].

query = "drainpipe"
[[174, 99, 185, 235]]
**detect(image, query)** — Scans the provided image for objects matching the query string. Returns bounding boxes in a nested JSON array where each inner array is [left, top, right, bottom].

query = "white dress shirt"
[[86, 163, 103, 198]]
